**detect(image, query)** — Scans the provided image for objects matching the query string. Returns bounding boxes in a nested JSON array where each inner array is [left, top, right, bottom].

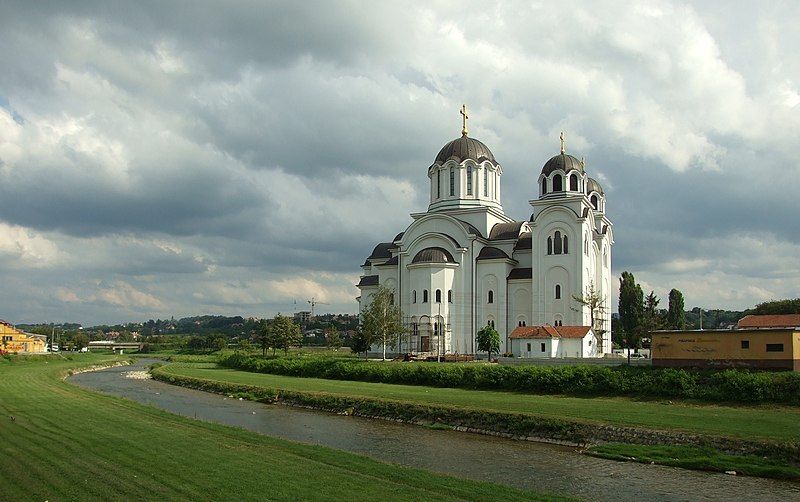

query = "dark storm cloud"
[[0, 1, 797, 324]]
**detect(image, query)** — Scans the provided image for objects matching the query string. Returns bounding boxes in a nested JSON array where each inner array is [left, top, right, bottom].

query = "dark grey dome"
[[435, 135, 496, 165], [586, 177, 604, 195], [368, 242, 393, 260], [476, 246, 509, 260], [541, 153, 584, 176], [412, 247, 456, 264]]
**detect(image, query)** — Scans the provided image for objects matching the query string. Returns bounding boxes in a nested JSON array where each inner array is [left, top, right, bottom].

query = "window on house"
[[488, 290, 494, 304], [741, 340, 749, 349], [389, 293, 395, 305], [563, 235, 568, 254], [570, 173, 578, 191], [435, 289, 442, 303], [555, 284, 561, 299], [553, 174, 563, 191], [412, 290, 417, 303], [766, 343, 784, 352], [522, 321, 526, 326], [491, 320, 495, 327], [527, 343, 531, 352], [590, 194, 598, 210], [449, 168, 455, 196], [436, 169, 441, 199], [467, 166, 473, 195], [542, 179, 547, 195], [448, 290, 453, 303], [433, 322, 439, 336], [554, 231, 563, 254], [484, 168, 488, 196], [541, 343, 546, 352], [423, 290, 428, 303], [547, 236, 553, 255]]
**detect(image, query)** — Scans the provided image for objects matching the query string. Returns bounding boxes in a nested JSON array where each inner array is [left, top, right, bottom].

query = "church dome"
[[434, 135, 496, 165], [586, 177, 604, 195], [541, 153, 584, 176], [411, 247, 456, 264]]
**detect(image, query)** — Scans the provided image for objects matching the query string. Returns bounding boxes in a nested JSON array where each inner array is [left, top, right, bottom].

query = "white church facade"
[[357, 109, 613, 357]]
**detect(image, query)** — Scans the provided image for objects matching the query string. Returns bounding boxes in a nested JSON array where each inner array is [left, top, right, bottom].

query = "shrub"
[[216, 353, 800, 405]]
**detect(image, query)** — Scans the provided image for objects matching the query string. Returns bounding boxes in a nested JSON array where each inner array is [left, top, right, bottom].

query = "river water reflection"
[[70, 360, 800, 501]]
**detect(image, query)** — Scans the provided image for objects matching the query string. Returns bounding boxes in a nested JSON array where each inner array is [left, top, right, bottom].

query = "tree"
[[476, 325, 500, 361], [73, 332, 89, 350], [360, 285, 405, 360], [238, 339, 253, 353], [187, 336, 205, 350], [749, 298, 800, 315], [641, 291, 663, 339], [268, 314, 302, 355], [571, 282, 608, 353], [257, 320, 277, 356], [618, 271, 644, 351], [667, 289, 686, 329], [350, 329, 372, 359], [324, 327, 342, 350]]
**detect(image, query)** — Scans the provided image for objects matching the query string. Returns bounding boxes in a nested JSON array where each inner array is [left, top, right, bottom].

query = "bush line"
[[218, 353, 800, 405], [152, 366, 800, 462]]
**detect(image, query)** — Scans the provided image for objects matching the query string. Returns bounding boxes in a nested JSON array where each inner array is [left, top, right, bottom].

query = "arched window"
[[553, 174, 563, 191], [547, 236, 553, 255], [584, 232, 589, 255], [555, 284, 561, 299], [449, 168, 455, 196], [563, 235, 569, 254], [448, 290, 453, 303], [554, 231, 563, 254], [412, 290, 417, 303], [484, 168, 488, 196], [570, 173, 578, 191], [467, 166, 473, 195], [433, 322, 439, 336], [423, 290, 428, 303], [436, 169, 441, 199], [488, 290, 494, 304], [435, 289, 441, 303], [542, 178, 547, 195], [390, 293, 395, 305], [590, 194, 598, 210]]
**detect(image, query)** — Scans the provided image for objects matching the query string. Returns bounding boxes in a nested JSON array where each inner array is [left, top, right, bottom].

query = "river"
[[69, 359, 800, 501]]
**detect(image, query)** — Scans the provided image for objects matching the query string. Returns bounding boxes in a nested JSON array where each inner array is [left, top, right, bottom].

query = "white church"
[[357, 107, 613, 358]]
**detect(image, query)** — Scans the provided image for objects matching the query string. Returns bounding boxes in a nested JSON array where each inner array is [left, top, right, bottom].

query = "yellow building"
[[0, 320, 47, 354], [652, 328, 800, 371]]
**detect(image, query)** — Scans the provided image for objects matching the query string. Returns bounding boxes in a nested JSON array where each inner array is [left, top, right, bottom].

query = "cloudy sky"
[[1, 1, 798, 325]]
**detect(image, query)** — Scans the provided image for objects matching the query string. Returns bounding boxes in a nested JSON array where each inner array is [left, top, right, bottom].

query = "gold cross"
[[560, 131, 565, 154], [460, 104, 469, 136]]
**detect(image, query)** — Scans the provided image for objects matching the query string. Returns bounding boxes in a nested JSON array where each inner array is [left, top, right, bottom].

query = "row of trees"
[[257, 314, 303, 356], [617, 271, 686, 349]]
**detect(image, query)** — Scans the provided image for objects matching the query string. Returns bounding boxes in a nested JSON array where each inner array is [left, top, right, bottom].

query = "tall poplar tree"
[[667, 288, 686, 329], [618, 271, 644, 348]]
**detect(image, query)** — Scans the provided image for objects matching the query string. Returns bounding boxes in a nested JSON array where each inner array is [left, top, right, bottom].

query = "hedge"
[[218, 353, 800, 405]]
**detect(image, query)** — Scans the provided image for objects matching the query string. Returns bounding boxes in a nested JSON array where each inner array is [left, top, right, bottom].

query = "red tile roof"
[[737, 314, 800, 329], [510, 325, 592, 339]]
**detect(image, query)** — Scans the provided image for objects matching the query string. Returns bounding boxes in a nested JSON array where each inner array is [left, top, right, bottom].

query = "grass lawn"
[[587, 444, 800, 480], [0, 355, 561, 501], [161, 363, 800, 442]]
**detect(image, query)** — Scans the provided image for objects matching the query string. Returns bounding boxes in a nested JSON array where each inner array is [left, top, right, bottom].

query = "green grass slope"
[[0, 355, 560, 501], [161, 363, 800, 442]]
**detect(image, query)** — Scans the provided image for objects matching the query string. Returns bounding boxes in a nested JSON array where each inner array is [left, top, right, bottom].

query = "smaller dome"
[[586, 177, 604, 195], [541, 153, 584, 176], [368, 242, 394, 260], [412, 247, 456, 264], [476, 246, 510, 260], [435, 135, 496, 165]]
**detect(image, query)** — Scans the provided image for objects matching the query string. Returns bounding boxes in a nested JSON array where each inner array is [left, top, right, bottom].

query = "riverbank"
[[0, 354, 559, 501], [152, 362, 800, 480]]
